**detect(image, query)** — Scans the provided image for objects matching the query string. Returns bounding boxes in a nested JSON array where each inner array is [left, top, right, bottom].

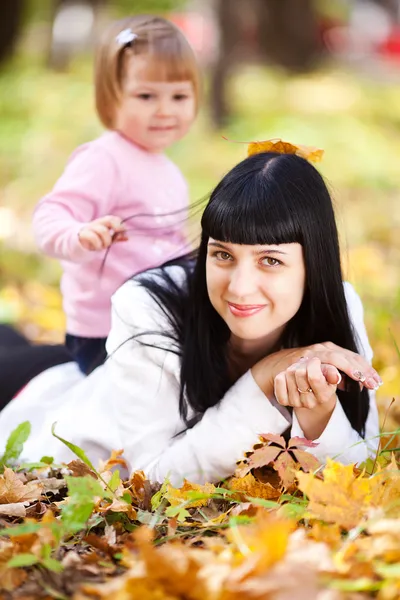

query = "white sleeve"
[[291, 282, 379, 465], [106, 277, 290, 486]]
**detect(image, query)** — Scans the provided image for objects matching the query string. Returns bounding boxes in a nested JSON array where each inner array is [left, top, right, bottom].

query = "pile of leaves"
[[1, 424, 400, 600]]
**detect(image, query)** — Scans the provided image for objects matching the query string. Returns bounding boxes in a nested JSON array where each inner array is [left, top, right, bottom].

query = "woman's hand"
[[251, 341, 382, 400], [78, 215, 128, 251]]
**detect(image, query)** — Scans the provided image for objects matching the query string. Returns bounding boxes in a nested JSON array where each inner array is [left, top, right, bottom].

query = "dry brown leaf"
[[0, 502, 27, 517], [101, 497, 137, 520], [0, 468, 42, 504], [0, 541, 28, 593], [99, 450, 128, 473], [67, 460, 97, 480]]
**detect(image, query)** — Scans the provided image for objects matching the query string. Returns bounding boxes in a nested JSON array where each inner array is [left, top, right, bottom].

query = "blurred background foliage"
[[0, 0, 399, 423]]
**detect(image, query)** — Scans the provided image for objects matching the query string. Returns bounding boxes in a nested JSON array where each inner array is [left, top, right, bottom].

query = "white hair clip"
[[115, 28, 138, 46]]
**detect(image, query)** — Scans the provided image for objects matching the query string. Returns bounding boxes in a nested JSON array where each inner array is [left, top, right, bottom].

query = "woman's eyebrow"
[[254, 248, 288, 256], [208, 242, 229, 249]]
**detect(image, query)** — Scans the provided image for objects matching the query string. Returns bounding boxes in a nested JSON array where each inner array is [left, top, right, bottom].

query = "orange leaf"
[[248, 139, 324, 163]]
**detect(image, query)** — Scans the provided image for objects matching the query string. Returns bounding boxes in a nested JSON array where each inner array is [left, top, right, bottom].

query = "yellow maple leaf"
[[248, 139, 324, 163], [297, 460, 372, 529], [298, 457, 400, 530]]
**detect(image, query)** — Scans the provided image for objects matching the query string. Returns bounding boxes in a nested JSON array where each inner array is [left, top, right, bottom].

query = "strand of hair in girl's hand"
[[98, 231, 200, 280]]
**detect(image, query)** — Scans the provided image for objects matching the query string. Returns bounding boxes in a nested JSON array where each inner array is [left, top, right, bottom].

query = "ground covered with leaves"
[[1, 423, 400, 600]]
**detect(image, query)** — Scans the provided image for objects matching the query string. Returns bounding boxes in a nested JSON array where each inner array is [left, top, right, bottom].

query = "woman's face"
[[206, 239, 306, 355]]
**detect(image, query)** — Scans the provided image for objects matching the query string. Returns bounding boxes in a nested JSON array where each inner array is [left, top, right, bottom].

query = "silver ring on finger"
[[297, 386, 313, 394]]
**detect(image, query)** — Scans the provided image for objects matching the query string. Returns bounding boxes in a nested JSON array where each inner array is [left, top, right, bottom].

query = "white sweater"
[[0, 267, 379, 485]]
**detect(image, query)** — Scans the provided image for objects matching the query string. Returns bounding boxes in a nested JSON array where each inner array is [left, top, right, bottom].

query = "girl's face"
[[206, 240, 306, 356], [114, 55, 196, 152]]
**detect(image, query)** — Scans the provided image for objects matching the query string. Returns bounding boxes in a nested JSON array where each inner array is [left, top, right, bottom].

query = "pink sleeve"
[[32, 144, 118, 263]]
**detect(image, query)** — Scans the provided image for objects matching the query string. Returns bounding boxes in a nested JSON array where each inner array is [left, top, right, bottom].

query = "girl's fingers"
[[283, 365, 306, 408], [303, 358, 337, 404], [290, 363, 317, 409], [320, 363, 342, 386], [274, 372, 290, 406], [97, 215, 126, 233], [113, 232, 129, 242], [79, 230, 103, 251], [89, 225, 112, 248]]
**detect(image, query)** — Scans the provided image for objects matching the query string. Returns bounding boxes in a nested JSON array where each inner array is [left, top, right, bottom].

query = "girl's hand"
[[78, 215, 128, 251], [274, 357, 344, 439], [274, 356, 340, 410], [251, 341, 382, 399]]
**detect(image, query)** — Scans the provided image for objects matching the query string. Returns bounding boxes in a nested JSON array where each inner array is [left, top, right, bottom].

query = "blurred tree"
[[112, 0, 187, 14], [0, 0, 25, 65], [48, 0, 105, 69], [210, 0, 322, 127], [47, 0, 188, 69]]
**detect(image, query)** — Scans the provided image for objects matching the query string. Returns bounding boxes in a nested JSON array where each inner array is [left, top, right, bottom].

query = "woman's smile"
[[227, 302, 267, 318]]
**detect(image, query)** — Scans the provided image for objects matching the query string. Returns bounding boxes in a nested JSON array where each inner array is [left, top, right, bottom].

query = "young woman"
[[0, 150, 380, 485]]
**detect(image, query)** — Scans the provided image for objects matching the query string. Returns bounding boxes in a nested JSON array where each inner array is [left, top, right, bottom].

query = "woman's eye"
[[137, 93, 153, 100], [261, 257, 281, 267], [215, 251, 232, 261], [173, 94, 188, 101]]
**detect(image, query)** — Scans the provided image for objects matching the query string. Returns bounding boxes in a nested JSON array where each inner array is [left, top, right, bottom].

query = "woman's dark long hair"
[[138, 152, 370, 436]]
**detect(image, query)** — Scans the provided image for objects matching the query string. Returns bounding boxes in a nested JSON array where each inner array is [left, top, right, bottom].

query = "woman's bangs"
[[202, 176, 302, 246]]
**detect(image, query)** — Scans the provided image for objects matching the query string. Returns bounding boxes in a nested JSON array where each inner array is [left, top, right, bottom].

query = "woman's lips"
[[227, 302, 266, 318]]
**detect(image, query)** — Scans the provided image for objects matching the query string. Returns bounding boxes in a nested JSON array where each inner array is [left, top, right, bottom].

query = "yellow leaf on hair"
[[248, 138, 324, 163]]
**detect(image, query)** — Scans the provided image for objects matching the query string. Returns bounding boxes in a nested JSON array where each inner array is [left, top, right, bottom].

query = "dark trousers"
[[0, 325, 72, 410], [65, 334, 107, 375]]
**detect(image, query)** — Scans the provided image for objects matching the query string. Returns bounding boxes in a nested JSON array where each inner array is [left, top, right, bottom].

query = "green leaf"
[[108, 469, 121, 493], [279, 502, 307, 519], [375, 563, 400, 578], [60, 476, 105, 535], [0, 421, 31, 469], [51, 423, 97, 473], [41, 557, 64, 573], [328, 577, 381, 592], [7, 553, 39, 568], [61, 499, 95, 534], [40, 456, 54, 465], [245, 496, 280, 509], [151, 478, 170, 511], [18, 461, 61, 472], [65, 475, 104, 499], [122, 492, 132, 503], [0, 522, 43, 537], [165, 505, 190, 522]]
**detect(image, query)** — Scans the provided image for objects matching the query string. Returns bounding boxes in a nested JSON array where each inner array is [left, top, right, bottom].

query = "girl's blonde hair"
[[95, 15, 201, 129]]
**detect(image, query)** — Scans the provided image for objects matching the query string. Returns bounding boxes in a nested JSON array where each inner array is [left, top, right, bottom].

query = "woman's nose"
[[227, 266, 258, 298]]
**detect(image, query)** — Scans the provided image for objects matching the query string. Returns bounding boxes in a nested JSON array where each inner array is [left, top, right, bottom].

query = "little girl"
[[33, 15, 200, 374]]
